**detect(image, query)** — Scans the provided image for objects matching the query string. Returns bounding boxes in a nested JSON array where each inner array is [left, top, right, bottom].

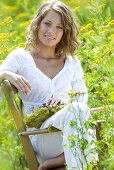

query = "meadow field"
[[0, 0, 114, 169]]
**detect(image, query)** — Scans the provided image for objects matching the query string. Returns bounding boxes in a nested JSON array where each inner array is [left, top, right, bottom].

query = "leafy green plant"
[[25, 105, 64, 128]]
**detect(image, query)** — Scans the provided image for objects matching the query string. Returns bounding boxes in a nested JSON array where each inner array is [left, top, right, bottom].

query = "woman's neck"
[[32, 46, 57, 59]]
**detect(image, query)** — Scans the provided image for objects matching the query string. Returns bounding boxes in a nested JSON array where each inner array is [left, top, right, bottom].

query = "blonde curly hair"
[[25, 0, 79, 57]]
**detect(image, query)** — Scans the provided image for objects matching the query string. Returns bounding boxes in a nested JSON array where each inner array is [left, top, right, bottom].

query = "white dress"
[[0, 48, 97, 169]]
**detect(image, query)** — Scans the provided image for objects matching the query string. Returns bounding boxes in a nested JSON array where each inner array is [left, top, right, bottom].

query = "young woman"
[[0, 1, 97, 169]]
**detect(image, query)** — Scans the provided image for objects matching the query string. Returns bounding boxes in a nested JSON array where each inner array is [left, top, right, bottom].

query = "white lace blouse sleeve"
[[0, 49, 20, 101], [71, 58, 88, 104], [0, 48, 20, 73]]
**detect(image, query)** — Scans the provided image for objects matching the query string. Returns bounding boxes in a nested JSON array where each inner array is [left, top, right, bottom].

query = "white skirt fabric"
[[30, 102, 98, 169]]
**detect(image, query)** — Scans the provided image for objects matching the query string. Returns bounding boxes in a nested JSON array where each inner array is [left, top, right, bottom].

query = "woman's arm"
[[72, 78, 88, 103], [0, 49, 31, 94], [72, 58, 88, 104], [0, 71, 31, 94]]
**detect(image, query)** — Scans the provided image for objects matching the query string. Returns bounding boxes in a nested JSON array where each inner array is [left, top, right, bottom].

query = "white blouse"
[[0, 48, 88, 114]]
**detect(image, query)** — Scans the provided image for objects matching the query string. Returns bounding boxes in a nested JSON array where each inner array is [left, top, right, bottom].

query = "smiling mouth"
[[45, 35, 55, 40]]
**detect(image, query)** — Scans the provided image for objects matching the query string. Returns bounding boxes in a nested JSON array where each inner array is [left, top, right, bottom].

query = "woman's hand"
[[3, 71, 31, 94], [44, 97, 64, 107]]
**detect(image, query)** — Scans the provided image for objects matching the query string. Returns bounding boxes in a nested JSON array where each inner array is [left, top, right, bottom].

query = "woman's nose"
[[48, 27, 56, 35]]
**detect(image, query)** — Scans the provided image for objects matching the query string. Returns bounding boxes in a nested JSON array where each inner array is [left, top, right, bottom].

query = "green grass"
[[0, 149, 12, 170]]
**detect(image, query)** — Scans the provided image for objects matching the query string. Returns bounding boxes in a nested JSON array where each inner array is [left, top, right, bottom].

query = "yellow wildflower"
[[100, 25, 106, 30], [0, 32, 15, 41], [16, 13, 29, 19], [19, 21, 30, 27], [94, 21, 99, 26], [85, 23, 92, 28], [108, 34, 114, 39], [0, 17, 13, 26], [19, 43, 26, 47], [101, 45, 106, 49], [72, 6, 80, 12], [80, 26, 86, 32], [108, 20, 114, 26], [105, 24, 109, 29], [88, 30, 95, 35], [2, 5, 18, 12], [80, 23, 92, 32]]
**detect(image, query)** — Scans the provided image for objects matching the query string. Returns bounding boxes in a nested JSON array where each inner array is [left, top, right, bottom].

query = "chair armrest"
[[10, 83, 18, 94], [90, 107, 104, 113], [19, 129, 49, 136], [20, 107, 105, 136]]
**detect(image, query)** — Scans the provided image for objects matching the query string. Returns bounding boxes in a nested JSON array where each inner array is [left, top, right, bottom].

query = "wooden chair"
[[1, 79, 104, 170]]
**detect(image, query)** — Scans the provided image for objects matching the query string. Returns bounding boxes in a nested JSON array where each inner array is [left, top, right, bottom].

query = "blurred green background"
[[0, 0, 114, 170]]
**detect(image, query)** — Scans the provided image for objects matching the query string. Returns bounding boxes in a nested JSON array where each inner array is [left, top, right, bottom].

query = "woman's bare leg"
[[38, 153, 65, 170]]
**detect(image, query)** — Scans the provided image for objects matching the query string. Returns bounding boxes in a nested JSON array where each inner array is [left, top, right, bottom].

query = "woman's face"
[[38, 10, 64, 48]]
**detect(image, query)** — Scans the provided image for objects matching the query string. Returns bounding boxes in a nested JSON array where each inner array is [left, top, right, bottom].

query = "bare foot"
[[38, 153, 65, 170]]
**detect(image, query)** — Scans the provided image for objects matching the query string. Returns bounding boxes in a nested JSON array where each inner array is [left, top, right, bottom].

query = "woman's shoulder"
[[8, 47, 30, 60], [66, 55, 81, 67], [10, 47, 27, 55], [66, 55, 84, 74]]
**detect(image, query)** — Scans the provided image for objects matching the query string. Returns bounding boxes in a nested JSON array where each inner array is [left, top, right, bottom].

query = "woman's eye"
[[44, 22, 50, 26], [57, 26, 63, 30]]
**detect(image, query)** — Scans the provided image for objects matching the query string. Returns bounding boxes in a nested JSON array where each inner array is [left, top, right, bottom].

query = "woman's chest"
[[20, 62, 72, 90], [33, 57, 65, 80]]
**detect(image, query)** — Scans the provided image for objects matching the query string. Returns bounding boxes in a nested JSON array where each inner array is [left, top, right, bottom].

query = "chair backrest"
[[1, 80, 38, 170]]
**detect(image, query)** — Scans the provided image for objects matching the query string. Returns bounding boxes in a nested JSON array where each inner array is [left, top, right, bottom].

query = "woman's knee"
[[66, 102, 90, 121]]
